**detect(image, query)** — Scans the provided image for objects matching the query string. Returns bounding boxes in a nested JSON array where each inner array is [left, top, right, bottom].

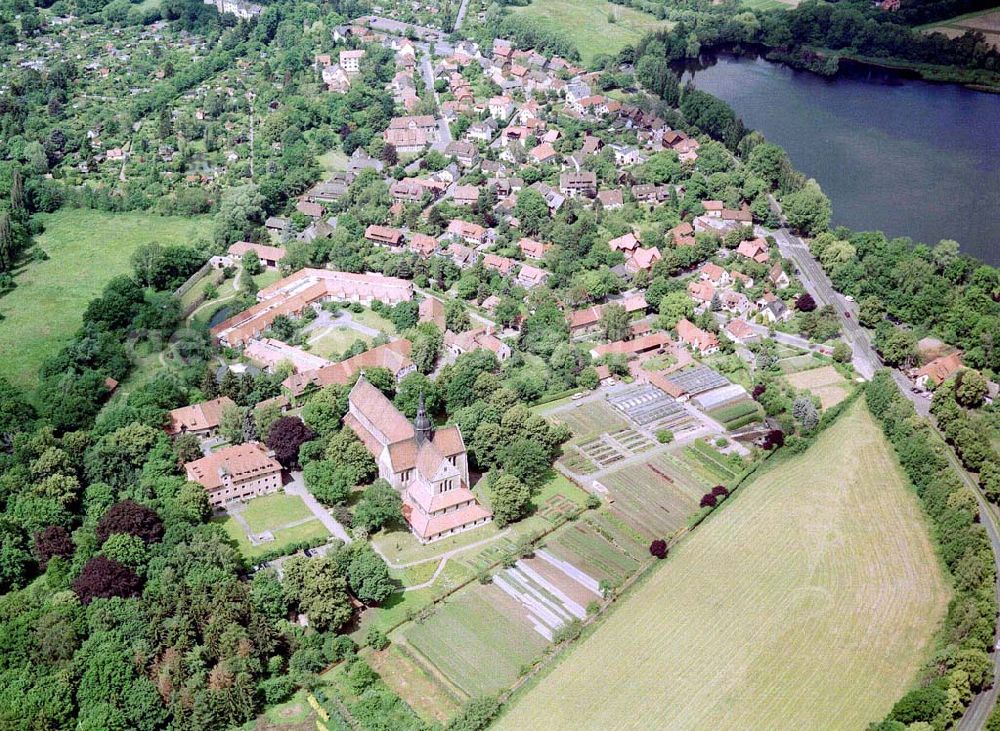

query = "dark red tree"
[[761, 429, 785, 450], [796, 293, 817, 312], [711, 485, 729, 497], [649, 539, 668, 559], [751, 384, 766, 400], [266, 416, 315, 468], [96, 500, 164, 545], [700, 493, 718, 508], [72, 556, 142, 605], [33, 525, 75, 569]]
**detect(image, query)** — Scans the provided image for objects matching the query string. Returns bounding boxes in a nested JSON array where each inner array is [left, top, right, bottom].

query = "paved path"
[[284, 473, 353, 544], [372, 529, 510, 591]]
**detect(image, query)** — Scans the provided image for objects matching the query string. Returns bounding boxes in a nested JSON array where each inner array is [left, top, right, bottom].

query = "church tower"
[[414, 391, 433, 445]]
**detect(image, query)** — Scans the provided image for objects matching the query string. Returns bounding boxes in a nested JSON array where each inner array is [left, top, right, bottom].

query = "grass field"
[[497, 402, 949, 730], [548, 400, 629, 443], [785, 364, 851, 410], [0, 209, 208, 392], [365, 645, 463, 724], [511, 0, 671, 63], [212, 498, 330, 561]]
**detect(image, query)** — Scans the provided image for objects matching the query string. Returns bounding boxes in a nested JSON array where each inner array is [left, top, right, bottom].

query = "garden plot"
[[548, 400, 630, 442], [545, 514, 645, 589], [402, 585, 549, 697], [778, 354, 822, 373], [492, 556, 602, 640], [600, 454, 706, 538], [608, 427, 655, 453], [575, 436, 627, 468]]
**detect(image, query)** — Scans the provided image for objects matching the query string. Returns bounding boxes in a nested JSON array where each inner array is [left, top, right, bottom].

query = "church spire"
[[414, 390, 433, 445]]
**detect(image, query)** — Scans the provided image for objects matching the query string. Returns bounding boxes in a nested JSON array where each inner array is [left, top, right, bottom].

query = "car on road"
[[844, 295, 855, 302], [303, 548, 314, 557]]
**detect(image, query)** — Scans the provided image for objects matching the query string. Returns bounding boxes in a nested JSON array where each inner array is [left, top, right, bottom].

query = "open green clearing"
[[497, 402, 949, 730], [241, 491, 314, 533], [0, 209, 207, 392], [511, 0, 671, 63], [212, 492, 330, 561]]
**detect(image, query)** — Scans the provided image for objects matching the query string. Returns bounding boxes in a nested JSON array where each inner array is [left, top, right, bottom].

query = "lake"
[[681, 54, 1000, 266]]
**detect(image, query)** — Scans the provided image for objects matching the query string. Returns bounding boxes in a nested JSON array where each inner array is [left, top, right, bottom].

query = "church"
[[344, 375, 492, 543]]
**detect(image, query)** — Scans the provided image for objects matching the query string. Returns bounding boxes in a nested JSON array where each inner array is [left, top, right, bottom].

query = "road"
[[771, 227, 880, 379], [945, 426, 1000, 730], [453, 0, 471, 31]]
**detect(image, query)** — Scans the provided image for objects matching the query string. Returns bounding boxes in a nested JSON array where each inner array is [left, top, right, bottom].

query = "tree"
[[490, 473, 531, 528], [354, 479, 402, 532], [874, 325, 917, 368], [792, 396, 819, 430], [955, 369, 988, 407], [72, 556, 142, 604], [281, 556, 353, 631], [796, 293, 816, 312], [101, 533, 148, 570], [266, 417, 315, 468], [241, 250, 262, 275], [515, 188, 550, 238], [219, 403, 246, 445], [658, 291, 694, 329], [96, 500, 164, 545], [832, 341, 852, 363], [599, 303, 630, 342], [649, 539, 668, 559], [173, 433, 202, 464], [344, 544, 394, 604], [445, 299, 470, 332], [781, 180, 831, 236], [500, 438, 550, 487], [700, 493, 717, 508], [301, 383, 349, 437], [33, 525, 74, 570], [303, 460, 351, 505]]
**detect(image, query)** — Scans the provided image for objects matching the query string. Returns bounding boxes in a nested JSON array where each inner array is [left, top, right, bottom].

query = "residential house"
[[530, 142, 559, 165], [914, 353, 964, 388], [736, 238, 770, 264], [446, 219, 488, 246], [768, 262, 790, 289], [676, 318, 719, 355], [339, 49, 365, 76], [517, 264, 549, 289], [365, 225, 405, 248], [596, 189, 624, 210], [518, 237, 550, 260], [559, 171, 597, 198]]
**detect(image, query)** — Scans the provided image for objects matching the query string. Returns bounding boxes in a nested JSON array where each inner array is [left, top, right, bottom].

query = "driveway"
[[284, 472, 352, 544]]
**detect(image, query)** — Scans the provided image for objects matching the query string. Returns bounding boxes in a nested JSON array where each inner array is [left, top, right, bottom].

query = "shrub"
[[585, 494, 602, 509], [447, 697, 500, 731], [649, 539, 668, 559], [711, 485, 729, 497], [552, 619, 583, 644], [260, 675, 296, 705], [699, 493, 718, 508], [365, 626, 389, 650], [656, 429, 674, 444], [323, 634, 357, 663]]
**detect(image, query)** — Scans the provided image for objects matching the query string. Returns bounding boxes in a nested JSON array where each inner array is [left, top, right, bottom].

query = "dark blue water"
[[683, 55, 1000, 266]]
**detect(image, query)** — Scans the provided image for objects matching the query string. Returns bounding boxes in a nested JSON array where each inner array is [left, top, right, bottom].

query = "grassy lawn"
[[241, 491, 315, 533], [350, 307, 396, 334], [0, 209, 208, 392], [497, 402, 949, 729], [511, 0, 671, 63], [317, 149, 349, 173], [307, 326, 371, 359], [212, 514, 329, 560]]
